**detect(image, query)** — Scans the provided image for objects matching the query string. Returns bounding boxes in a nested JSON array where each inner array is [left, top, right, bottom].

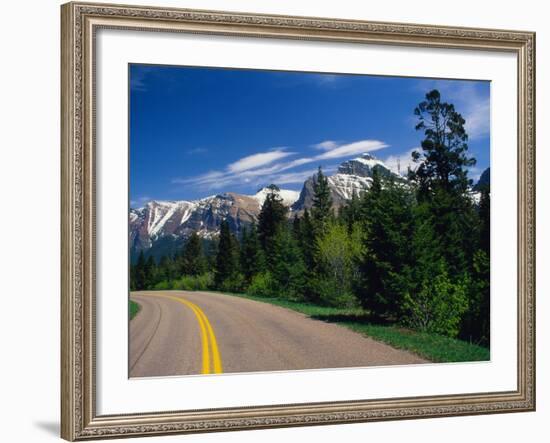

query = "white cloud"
[[315, 140, 388, 160], [227, 148, 293, 173], [172, 139, 388, 191], [312, 140, 339, 151]]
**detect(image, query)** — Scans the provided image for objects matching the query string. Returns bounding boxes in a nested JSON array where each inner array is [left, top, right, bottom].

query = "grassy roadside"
[[129, 300, 141, 320], [230, 293, 490, 363]]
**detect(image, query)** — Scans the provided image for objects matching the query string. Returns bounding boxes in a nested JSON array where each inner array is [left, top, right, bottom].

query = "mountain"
[[252, 187, 300, 208], [130, 153, 399, 259], [291, 153, 396, 211], [474, 167, 490, 191]]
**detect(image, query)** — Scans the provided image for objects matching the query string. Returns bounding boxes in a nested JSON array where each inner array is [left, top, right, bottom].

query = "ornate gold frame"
[[61, 2, 536, 440]]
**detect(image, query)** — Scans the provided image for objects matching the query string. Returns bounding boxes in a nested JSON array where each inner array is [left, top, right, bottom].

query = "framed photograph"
[[61, 2, 536, 440]]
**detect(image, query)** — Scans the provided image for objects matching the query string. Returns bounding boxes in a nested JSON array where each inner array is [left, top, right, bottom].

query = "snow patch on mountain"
[[142, 200, 198, 239], [328, 173, 373, 200], [354, 155, 386, 169], [251, 187, 300, 208]]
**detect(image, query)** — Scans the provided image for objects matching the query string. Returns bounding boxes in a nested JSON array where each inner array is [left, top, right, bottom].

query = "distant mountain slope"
[[130, 153, 401, 257], [291, 153, 397, 211], [474, 167, 490, 190]]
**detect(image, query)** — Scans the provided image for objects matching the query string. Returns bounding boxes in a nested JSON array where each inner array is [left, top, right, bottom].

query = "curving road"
[[129, 291, 427, 377]]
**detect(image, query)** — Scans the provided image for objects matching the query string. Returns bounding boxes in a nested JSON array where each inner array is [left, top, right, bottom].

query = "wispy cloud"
[[315, 140, 388, 160], [227, 148, 293, 173], [172, 139, 388, 192], [312, 140, 339, 151]]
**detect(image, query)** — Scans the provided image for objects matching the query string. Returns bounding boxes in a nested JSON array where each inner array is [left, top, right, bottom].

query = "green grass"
[[129, 300, 141, 320], [231, 293, 490, 363], [336, 321, 490, 363]]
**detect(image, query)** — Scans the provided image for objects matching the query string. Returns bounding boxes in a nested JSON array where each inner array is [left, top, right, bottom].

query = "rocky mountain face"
[[130, 153, 399, 258], [474, 167, 490, 191], [291, 153, 394, 211]]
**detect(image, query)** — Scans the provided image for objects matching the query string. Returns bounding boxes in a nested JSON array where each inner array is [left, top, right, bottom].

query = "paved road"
[[129, 291, 427, 377]]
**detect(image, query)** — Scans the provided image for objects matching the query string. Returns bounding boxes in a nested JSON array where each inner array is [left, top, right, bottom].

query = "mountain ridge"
[[130, 153, 398, 256], [130, 153, 488, 258]]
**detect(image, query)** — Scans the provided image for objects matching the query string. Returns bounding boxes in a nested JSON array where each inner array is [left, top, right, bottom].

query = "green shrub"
[[402, 261, 469, 338], [218, 273, 245, 293], [247, 271, 275, 297], [153, 280, 173, 290], [172, 273, 213, 291], [310, 277, 357, 308]]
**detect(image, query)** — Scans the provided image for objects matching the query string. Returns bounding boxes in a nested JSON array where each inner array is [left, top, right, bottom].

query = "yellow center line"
[[186, 300, 223, 374], [145, 293, 222, 375]]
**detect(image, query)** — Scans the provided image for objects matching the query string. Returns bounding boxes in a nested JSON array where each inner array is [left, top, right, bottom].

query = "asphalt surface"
[[129, 291, 427, 377]]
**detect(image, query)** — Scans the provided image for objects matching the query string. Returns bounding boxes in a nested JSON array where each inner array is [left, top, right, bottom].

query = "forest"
[[130, 90, 491, 347]]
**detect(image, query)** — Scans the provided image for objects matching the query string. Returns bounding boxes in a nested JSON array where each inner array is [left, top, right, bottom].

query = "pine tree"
[[357, 176, 416, 319], [340, 190, 362, 234], [478, 185, 490, 257], [214, 219, 241, 289], [292, 214, 301, 239], [240, 224, 265, 286], [257, 184, 288, 264], [311, 166, 333, 235], [271, 225, 306, 300], [410, 89, 476, 196], [134, 250, 147, 290], [409, 89, 478, 277], [157, 255, 172, 281], [144, 255, 156, 289], [181, 232, 207, 276], [298, 209, 315, 269]]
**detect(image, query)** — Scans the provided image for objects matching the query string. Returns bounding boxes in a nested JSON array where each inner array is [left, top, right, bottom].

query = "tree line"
[[131, 90, 490, 346]]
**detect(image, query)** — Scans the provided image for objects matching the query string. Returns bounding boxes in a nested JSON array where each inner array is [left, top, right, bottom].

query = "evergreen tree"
[[240, 224, 265, 286], [144, 255, 156, 289], [214, 219, 241, 290], [257, 184, 288, 264], [311, 166, 333, 235], [181, 232, 207, 276], [357, 176, 416, 319], [460, 182, 490, 344], [271, 225, 306, 300], [340, 191, 362, 234], [478, 185, 490, 256], [133, 250, 147, 290], [157, 255, 174, 282], [299, 209, 316, 270], [292, 214, 301, 239], [410, 89, 476, 195], [409, 89, 478, 276]]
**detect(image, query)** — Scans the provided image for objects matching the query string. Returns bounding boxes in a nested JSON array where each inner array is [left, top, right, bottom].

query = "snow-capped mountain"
[[130, 193, 261, 251], [291, 153, 396, 211], [130, 153, 399, 257], [252, 187, 300, 208]]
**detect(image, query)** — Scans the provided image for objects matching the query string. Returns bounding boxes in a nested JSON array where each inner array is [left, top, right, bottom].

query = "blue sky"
[[130, 64, 490, 206]]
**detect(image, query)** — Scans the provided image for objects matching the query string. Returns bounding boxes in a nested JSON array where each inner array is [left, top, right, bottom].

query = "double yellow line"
[[155, 294, 223, 374]]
